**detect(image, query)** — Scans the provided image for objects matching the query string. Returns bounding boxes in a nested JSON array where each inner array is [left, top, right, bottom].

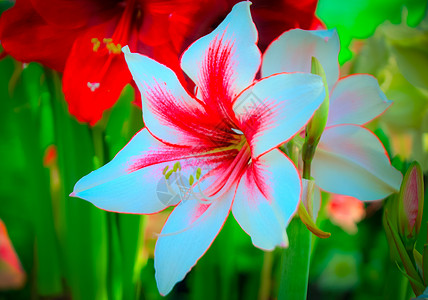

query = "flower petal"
[[154, 187, 234, 295], [262, 29, 339, 90], [233, 72, 325, 158], [312, 125, 403, 200], [123, 46, 222, 147], [327, 74, 392, 127], [63, 18, 132, 125], [232, 149, 301, 250], [71, 129, 226, 213], [180, 1, 261, 110], [29, 0, 116, 29], [250, 0, 320, 51], [0, 0, 81, 71]]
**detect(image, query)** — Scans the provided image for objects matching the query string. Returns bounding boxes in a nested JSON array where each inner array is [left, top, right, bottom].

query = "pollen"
[[91, 38, 101, 52], [103, 38, 122, 54]]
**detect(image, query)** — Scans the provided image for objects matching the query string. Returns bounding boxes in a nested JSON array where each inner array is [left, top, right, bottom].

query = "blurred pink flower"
[[327, 195, 366, 234], [0, 220, 26, 290]]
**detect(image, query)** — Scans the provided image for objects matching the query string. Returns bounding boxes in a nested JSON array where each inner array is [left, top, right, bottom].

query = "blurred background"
[[0, 0, 427, 299]]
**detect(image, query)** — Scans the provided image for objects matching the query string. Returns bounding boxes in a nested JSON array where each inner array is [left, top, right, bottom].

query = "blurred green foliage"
[[317, 0, 428, 63]]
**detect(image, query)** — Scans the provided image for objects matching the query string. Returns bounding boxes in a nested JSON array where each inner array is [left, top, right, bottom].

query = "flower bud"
[[398, 162, 424, 239], [302, 57, 329, 179], [305, 56, 329, 147]]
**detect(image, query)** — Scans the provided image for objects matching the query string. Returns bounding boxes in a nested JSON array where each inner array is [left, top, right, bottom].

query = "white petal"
[[262, 29, 340, 90], [154, 188, 234, 295], [312, 125, 403, 200], [233, 72, 325, 158], [232, 149, 301, 250], [327, 74, 392, 127], [181, 1, 260, 99], [71, 129, 222, 213]]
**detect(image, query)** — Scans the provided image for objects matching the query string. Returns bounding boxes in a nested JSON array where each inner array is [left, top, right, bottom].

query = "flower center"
[[162, 132, 250, 205]]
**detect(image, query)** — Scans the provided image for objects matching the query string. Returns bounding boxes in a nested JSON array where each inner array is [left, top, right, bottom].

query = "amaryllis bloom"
[[0, 0, 195, 124], [71, 2, 325, 294], [0, 0, 320, 126], [262, 29, 403, 200]]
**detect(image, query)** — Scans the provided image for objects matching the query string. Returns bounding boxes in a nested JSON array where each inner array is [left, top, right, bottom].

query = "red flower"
[[0, 0, 320, 125]]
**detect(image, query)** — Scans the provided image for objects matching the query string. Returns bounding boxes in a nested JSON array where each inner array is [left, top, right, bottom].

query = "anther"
[[91, 38, 100, 52]]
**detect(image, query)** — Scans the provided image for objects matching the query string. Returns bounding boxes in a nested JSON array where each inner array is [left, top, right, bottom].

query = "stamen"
[[173, 161, 181, 172], [162, 166, 169, 175], [165, 169, 174, 180], [102, 38, 122, 54], [91, 38, 101, 52]]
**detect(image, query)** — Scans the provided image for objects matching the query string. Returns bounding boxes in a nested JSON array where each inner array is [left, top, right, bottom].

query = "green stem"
[[259, 251, 274, 300], [302, 160, 311, 180], [278, 217, 311, 300]]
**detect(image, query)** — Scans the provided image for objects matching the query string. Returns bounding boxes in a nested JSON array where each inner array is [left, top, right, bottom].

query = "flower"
[[0, 0, 199, 125], [0, 219, 26, 290], [398, 162, 424, 239], [0, 0, 321, 126], [327, 194, 365, 234], [71, 2, 325, 294], [262, 29, 403, 200]]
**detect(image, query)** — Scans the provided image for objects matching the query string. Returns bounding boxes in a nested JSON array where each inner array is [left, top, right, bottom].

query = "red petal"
[[170, 0, 319, 56], [29, 0, 117, 29], [250, 0, 319, 51], [0, 0, 81, 71], [168, 1, 228, 52], [62, 18, 133, 125]]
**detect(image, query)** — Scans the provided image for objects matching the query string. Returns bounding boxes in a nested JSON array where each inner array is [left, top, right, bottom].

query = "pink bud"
[[400, 162, 424, 236]]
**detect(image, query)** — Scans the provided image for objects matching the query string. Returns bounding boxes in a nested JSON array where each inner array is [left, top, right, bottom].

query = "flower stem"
[[278, 216, 311, 299]]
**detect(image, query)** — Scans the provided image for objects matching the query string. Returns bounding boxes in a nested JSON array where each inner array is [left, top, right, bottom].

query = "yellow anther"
[[165, 170, 174, 180], [103, 38, 113, 44], [189, 175, 194, 186], [91, 38, 100, 52], [162, 166, 169, 175], [196, 168, 202, 180], [105, 42, 122, 54], [173, 162, 181, 172]]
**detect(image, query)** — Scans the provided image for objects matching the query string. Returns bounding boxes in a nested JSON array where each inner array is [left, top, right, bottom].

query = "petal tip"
[[122, 45, 130, 54]]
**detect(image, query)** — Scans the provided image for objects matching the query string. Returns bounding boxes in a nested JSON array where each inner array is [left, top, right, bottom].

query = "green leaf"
[[391, 44, 428, 91], [423, 244, 428, 286]]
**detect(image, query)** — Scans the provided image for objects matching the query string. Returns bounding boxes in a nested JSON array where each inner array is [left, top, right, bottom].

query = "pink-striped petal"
[[327, 74, 392, 127], [71, 129, 226, 214], [232, 149, 301, 250], [123, 46, 221, 147], [233, 72, 325, 159], [154, 187, 235, 295], [312, 125, 403, 200], [180, 1, 261, 118], [262, 29, 339, 90]]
